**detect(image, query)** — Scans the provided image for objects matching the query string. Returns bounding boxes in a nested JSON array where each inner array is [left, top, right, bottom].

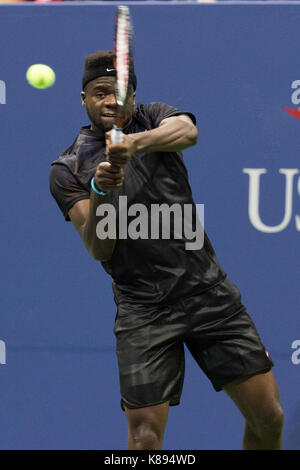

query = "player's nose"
[[104, 93, 118, 108]]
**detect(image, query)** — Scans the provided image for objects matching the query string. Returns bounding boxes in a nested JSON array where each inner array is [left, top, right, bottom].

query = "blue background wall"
[[0, 2, 299, 449]]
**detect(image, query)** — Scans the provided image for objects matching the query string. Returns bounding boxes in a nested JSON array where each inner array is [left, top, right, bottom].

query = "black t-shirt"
[[50, 102, 226, 305]]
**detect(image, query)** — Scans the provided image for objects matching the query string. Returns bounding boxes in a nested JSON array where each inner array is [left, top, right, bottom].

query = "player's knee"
[[251, 403, 284, 440], [129, 422, 163, 450]]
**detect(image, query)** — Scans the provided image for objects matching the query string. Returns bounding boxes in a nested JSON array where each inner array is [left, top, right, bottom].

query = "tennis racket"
[[111, 5, 133, 144]]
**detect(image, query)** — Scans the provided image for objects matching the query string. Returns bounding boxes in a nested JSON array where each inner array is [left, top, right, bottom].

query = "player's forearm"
[[82, 191, 116, 262], [128, 116, 198, 154]]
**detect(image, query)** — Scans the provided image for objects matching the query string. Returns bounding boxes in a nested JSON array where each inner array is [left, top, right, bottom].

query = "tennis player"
[[49, 51, 284, 450]]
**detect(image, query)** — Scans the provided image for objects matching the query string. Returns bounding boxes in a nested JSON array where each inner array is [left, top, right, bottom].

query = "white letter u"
[[243, 168, 299, 233]]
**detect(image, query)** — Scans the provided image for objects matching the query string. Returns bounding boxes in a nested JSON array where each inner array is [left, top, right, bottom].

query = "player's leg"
[[224, 370, 284, 450], [114, 301, 185, 450], [184, 278, 281, 449], [125, 402, 169, 450]]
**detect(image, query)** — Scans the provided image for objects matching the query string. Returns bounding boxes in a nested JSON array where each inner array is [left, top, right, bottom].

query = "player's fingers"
[[96, 173, 123, 185], [105, 130, 112, 146], [107, 142, 128, 156], [96, 161, 122, 174], [95, 170, 124, 187], [98, 166, 122, 175], [95, 171, 124, 183], [105, 131, 115, 161], [108, 154, 129, 167]]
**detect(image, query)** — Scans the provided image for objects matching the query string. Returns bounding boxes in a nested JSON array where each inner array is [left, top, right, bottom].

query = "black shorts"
[[113, 278, 274, 411]]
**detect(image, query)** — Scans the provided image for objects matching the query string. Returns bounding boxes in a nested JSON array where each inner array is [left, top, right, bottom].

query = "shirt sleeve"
[[145, 102, 197, 128], [49, 163, 90, 222]]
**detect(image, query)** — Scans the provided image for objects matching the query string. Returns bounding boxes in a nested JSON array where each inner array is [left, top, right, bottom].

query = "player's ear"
[[81, 91, 86, 107]]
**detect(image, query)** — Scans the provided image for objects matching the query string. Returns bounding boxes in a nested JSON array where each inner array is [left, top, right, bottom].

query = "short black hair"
[[84, 50, 114, 71]]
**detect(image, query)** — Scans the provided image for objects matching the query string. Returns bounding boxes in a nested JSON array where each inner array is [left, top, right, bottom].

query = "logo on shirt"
[[0, 80, 6, 105], [243, 168, 300, 232], [284, 80, 300, 118]]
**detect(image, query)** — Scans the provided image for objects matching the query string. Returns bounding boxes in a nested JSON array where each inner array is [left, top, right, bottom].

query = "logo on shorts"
[[284, 80, 300, 118], [0, 80, 6, 104]]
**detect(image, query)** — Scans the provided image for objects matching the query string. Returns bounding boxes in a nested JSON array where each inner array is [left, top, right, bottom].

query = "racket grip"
[[111, 126, 123, 143]]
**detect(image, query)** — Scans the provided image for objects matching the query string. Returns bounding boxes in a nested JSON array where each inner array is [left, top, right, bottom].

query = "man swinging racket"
[[49, 49, 283, 450]]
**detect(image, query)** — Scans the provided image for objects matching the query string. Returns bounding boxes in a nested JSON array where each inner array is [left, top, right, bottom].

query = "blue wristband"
[[91, 177, 109, 196]]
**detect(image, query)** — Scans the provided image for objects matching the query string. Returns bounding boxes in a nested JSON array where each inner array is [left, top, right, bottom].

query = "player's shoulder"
[[135, 101, 176, 115], [50, 127, 89, 177], [51, 132, 81, 167], [133, 102, 180, 130]]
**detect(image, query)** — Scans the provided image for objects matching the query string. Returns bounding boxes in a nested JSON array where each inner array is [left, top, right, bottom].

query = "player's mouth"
[[102, 113, 116, 118]]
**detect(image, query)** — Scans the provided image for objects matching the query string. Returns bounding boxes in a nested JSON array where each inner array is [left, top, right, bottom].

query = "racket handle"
[[111, 126, 123, 143]]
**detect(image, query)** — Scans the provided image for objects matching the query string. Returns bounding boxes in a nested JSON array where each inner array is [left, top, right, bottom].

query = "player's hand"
[[94, 161, 124, 192], [105, 130, 137, 167]]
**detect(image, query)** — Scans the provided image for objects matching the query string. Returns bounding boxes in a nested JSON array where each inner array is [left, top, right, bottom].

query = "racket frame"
[[112, 5, 133, 143]]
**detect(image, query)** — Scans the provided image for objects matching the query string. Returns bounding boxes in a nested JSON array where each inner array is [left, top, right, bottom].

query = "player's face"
[[81, 76, 135, 133]]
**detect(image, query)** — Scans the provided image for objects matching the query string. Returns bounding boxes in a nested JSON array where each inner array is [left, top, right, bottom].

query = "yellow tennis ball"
[[26, 64, 56, 90]]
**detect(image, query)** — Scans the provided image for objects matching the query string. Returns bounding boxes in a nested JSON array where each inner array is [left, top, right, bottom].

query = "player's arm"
[[106, 115, 198, 166], [69, 162, 123, 262], [134, 114, 198, 153]]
